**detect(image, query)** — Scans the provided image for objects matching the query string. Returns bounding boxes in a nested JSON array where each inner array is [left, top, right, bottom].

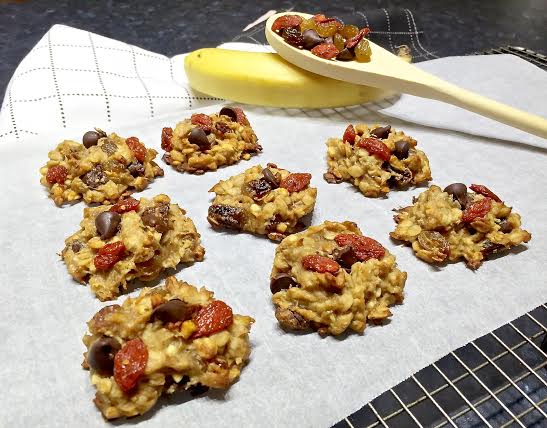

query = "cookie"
[[208, 163, 317, 241], [82, 276, 254, 419], [391, 183, 532, 269], [62, 194, 205, 300], [270, 221, 407, 335], [161, 106, 261, 174], [40, 129, 163, 206], [324, 124, 431, 197]]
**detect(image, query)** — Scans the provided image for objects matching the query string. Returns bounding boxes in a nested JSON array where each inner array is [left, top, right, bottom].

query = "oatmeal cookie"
[[270, 221, 407, 336], [161, 106, 261, 174], [324, 124, 431, 197], [62, 194, 205, 300], [40, 129, 163, 206], [391, 183, 531, 269], [82, 276, 254, 419], [208, 163, 317, 241]]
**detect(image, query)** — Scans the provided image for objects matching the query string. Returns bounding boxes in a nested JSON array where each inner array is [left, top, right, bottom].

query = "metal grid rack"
[[470, 46, 547, 71], [333, 304, 547, 428]]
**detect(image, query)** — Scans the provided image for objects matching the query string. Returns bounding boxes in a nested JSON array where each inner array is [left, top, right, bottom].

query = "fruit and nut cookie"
[[62, 194, 205, 300], [82, 276, 254, 419], [161, 106, 261, 174], [324, 124, 431, 197], [40, 129, 163, 206], [208, 163, 317, 241], [270, 221, 407, 336], [391, 183, 531, 269]]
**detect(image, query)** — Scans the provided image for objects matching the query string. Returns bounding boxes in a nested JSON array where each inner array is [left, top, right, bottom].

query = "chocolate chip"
[[262, 168, 279, 188], [302, 29, 324, 49], [388, 166, 413, 186], [270, 273, 297, 294], [444, 183, 468, 208], [275, 307, 309, 331], [207, 204, 244, 230], [481, 241, 505, 257], [141, 203, 170, 233], [95, 211, 121, 240], [87, 336, 121, 373], [370, 125, 391, 139], [334, 246, 359, 268], [219, 107, 238, 122], [393, 140, 410, 159], [83, 131, 101, 148], [100, 140, 118, 155], [127, 160, 145, 177], [151, 299, 193, 323], [71, 241, 84, 253], [81, 165, 108, 189], [324, 36, 334, 44], [215, 121, 231, 135], [188, 127, 210, 150], [499, 220, 513, 233], [189, 384, 209, 396], [336, 48, 354, 61]]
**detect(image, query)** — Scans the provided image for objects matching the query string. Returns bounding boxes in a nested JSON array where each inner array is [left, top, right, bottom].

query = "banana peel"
[[184, 48, 392, 108]]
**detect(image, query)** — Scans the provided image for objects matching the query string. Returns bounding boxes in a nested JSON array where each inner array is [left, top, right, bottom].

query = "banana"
[[184, 48, 391, 108]]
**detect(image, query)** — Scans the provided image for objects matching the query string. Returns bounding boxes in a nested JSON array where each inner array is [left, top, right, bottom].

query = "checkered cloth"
[[0, 8, 434, 144]]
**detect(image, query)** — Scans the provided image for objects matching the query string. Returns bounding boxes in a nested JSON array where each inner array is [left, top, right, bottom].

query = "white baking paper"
[[1, 30, 546, 428]]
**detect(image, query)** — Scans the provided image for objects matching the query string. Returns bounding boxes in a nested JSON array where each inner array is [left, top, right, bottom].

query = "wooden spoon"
[[265, 12, 547, 139]]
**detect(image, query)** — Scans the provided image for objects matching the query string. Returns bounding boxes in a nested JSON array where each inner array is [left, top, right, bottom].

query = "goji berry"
[[271, 14, 303, 32], [462, 198, 493, 223], [190, 113, 213, 132], [311, 43, 340, 59], [356, 137, 392, 161], [345, 27, 370, 49], [302, 255, 340, 274], [46, 165, 68, 185], [312, 14, 328, 23], [113, 338, 148, 392], [110, 197, 140, 214], [193, 300, 233, 338], [343, 124, 356, 144], [94, 241, 126, 270], [233, 107, 250, 126], [335, 233, 385, 261], [161, 127, 173, 151], [279, 173, 312, 193], [470, 184, 501, 202], [125, 137, 146, 162]]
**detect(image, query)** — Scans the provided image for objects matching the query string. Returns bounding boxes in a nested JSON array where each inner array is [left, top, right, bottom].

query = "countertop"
[[1, 0, 546, 97]]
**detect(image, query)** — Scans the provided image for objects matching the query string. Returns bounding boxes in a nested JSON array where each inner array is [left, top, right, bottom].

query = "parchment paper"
[[1, 54, 546, 427]]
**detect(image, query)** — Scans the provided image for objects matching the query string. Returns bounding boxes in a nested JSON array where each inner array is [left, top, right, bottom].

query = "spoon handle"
[[425, 80, 547, 139]]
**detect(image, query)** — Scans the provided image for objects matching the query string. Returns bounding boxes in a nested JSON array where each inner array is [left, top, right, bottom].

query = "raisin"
[[190, 113, 212, 133], [416, 231, 450, 262], [125, 137, 146, 162], [462, 198, 493, 223], [127, 161, 145, 177], [141, 203, 170, 233], [192, 300, 233, 338], [282, 27, 304, 47], [245, 178, 274, 200], [161, 127, 173, 151], [81, 165, 107, 189], [46, 165, 68, 185], [110, 197, 140, 214], [113, 338, 148, 392], [299, 18, 317, 33], [89, 304, 120, 331], [279, 173, 312, 193], [345, 27, 370, 49], [271, 15, 303, 33], [94, 241, 126, 270], [356, 137, 392, 161], [470, 184, 501, 202], [333, 33, 345, 51], [343, 124, 356, 144], [315, 21, 338, 37], [100, 140, 118, 155], [340, 24, 359, 39], [355, 38, 372, 62], [301, 255, 340, 274], [311, 43, 339, 59], [207, 204, 244, 230], [215, 121, 231, 135], [334, 233, 386, 261]]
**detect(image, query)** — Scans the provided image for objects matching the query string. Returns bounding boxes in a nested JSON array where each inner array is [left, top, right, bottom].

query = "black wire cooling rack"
[[333, 47, 547, 428]]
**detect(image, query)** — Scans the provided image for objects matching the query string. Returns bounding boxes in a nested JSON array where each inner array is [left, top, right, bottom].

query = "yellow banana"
[[184, 48, 391, 108]]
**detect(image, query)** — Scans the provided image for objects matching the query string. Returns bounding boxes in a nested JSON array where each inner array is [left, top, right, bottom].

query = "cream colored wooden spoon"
[[265, 12, 547, 139]]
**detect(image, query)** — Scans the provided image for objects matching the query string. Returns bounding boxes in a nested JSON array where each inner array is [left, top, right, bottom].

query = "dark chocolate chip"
[[151, 299, 193, 323], [188, 127, 210, 150], [393, 140, 410, 159], [444, 183, 468, 208], [499, 220, 513, 233], [275, 307, 309, 331], [87, 336, 121, 373], [324, 36, 334, 44], [334, 246, 359, 268], [83, 131, 101, 148], [262, 168, 279, 188], [81, 165, 108, 189], [95, 211, 121, 240], [270, 273, 297, 294], [388, 166, 413, 187], [336, 48, 354, 61], [370, 125, 391, 139], [127, 160, 145, 177], [302, 29, 324, 50], [219, 107, 238, 122]]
